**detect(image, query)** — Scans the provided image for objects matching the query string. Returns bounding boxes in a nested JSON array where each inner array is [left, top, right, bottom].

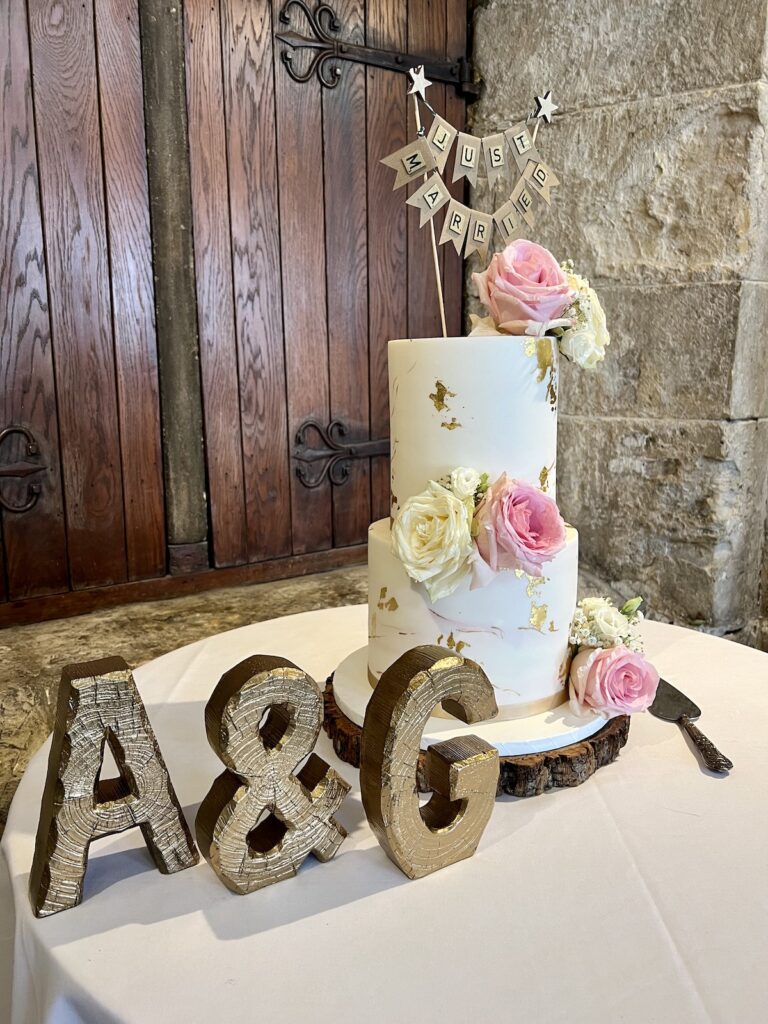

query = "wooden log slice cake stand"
[[323, 675, 630, 799]]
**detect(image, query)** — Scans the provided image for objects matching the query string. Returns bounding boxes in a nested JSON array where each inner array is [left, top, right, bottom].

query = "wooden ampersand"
[[196, 655, 350, 894], [361, 646, 499, 879], [30, 657, 199, 918]]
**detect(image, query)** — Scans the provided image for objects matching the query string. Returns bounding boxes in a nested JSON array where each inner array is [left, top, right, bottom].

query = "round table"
[[2, 605, 767, 1024]]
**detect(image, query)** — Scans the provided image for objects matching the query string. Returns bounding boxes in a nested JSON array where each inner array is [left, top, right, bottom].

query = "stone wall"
[[468, 0, 768, 644]]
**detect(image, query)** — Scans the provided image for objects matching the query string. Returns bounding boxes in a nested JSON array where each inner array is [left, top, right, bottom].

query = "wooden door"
[[183, 0, 468, 566], [1, 0, 165, 603], [0, 0, 469, 623]]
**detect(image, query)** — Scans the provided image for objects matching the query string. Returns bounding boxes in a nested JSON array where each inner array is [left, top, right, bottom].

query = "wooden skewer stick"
[[412, 96, 447, 338]]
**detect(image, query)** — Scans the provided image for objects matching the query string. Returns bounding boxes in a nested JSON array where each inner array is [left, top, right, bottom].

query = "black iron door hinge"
[[276, 0, 480, 100], [293, 420, 390, 488], [0, 426, 44, 513]]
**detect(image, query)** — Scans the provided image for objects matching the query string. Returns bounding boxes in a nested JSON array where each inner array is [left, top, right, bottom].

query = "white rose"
[[565, 269, 590, 294], [590, 604, 629, 645], [559, 285, 609, 370], [391, 481, 474, 602], [579, 596, 611, 616], [450, 466, 481, 501]]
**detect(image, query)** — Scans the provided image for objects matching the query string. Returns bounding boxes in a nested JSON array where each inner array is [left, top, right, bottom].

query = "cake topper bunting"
[[380, 82, 561, 277]]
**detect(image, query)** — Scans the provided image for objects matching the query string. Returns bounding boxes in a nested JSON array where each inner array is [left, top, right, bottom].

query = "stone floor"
[[0, 563, 625, 836], [0, 565, 368, 836]]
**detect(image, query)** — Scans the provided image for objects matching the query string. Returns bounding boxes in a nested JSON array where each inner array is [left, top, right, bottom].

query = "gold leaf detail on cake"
[[444, 631, 470, 654], [532, 338, 558, 410], [548, 620, 557, 632], [376, 587, 398, 612], [429, 379, 456, 412], [534, 338, 553, 383], [539, 463, 553, 492], [441, 417, 462, 430], [514, 568, 525, 579], [529, 603, 548, 631], [524, 337, 536, 358], [436, 633, 444, 645], [526, 575, 546, 598]]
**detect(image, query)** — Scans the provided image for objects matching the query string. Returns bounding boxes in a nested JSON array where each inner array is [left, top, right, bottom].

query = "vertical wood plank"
[[407, 0, 447, 342], [139, 0, 209, 562], [324, 0, 370, 546], [273, 0, 332, 554], [444, 0, 467, 335], [95, 0, 165, 580], [184, 0, 248, 567], [220, 0, 291, 562], [366, 0, 407, 521], [29, 0, 127, 588], [0, 0, 68, 599]]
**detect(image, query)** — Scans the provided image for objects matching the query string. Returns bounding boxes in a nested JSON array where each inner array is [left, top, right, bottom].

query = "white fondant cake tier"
[[367, 517, 578, 719], [389, 335, 559, 512]]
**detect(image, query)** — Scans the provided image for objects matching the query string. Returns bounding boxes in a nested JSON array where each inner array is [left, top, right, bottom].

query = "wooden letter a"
[[30, 656, 199, 917]]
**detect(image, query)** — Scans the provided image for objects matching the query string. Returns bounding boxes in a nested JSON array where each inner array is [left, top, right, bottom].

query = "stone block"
[[470, 83, 768, 285], [559, 281, 768, 420], [472, 0, 768, 114], [558, 416, 768, 629]]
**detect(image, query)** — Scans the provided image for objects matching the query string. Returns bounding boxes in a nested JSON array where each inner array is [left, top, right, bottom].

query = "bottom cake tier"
[[367, 517, 579, 721]]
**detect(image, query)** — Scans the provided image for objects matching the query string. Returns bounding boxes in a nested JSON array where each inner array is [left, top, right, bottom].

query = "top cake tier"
[[389, 335, 559, 511]]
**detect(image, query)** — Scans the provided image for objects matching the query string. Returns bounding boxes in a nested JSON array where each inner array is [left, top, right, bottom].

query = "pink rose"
[[474, 474, 567, 577], [569, 646, 660, 719], [472, 239, 575, 335]]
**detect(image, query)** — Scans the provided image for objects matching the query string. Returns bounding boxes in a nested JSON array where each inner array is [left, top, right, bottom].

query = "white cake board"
[[333, 646, 605, 757]]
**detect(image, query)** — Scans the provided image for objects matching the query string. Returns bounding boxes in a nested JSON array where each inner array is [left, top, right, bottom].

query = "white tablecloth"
[[2, 606, 767, 1024]]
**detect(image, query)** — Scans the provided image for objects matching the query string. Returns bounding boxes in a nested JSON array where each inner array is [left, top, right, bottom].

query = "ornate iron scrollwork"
[[0, 426, 45, 513], [293, 419, 389, 489], [277, 0, 344, 89], [275, 0, 480, 99]]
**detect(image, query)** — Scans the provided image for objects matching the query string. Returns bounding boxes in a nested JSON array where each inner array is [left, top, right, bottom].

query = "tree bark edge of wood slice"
[[322, 676, 630, 799]]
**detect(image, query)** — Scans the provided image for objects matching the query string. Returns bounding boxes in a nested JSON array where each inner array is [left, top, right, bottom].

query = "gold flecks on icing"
[[529, 603, 548, 631], [527, 337, 557, 410], [377, 586, 398, 612], [429, 379, 456, 412], [539, 462, 554, 492], [441, 417, 461, 430], [436, 633, 444, 645], [548, 620, 557, 632], [514, 568, 525, 579], [444, 631, 470, 654], [526, 574, 546, 598], [534, 338, 553, 383]]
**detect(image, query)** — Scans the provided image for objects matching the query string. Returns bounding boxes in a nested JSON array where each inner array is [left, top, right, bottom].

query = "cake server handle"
[[679, 715, 733, 774]]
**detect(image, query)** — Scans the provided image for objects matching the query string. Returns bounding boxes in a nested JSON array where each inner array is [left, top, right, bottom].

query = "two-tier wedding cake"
[[333, 240, 659, 756]]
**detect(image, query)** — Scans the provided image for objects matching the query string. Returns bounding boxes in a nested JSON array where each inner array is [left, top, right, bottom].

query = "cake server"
[[649, 678, 733, 773]]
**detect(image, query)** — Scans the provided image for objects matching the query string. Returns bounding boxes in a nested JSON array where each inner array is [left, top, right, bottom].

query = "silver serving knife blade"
[[649, 677, 701, 722], [649, 677, 732, 773]]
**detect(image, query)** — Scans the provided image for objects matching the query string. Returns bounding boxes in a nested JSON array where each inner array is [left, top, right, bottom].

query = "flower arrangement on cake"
[[469, 238, 610, 370], [391, 467, 565, 601], [567, 597, 660, 719]]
